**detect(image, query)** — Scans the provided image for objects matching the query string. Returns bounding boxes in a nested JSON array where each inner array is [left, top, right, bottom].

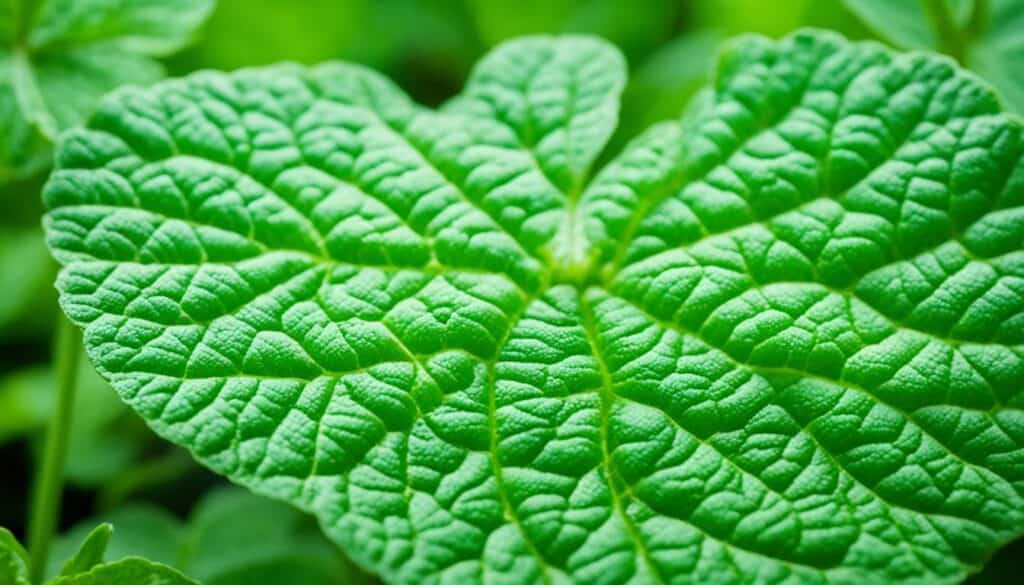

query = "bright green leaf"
[[58, 524, 112, 577], [843, 0, 1024, 112], [47, 508, 183, 580], [42, 30, 1024, 584], [0, 528, 31, 585], [46, 558, 199, 585]]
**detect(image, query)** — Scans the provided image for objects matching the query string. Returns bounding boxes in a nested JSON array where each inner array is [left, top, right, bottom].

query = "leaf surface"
[[43, 30, 1024, 584], [842, 0, 1024, 113], [0, 528, 31, 585], [58, 524, 112, 577], [46, 558, 199, 585]]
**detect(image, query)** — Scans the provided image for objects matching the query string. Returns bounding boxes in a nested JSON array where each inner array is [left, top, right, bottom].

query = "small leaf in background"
[[49, 488, 377, 585], [0, 70, 51, 183], [47, 508, 182, 578], [57, 524, 111, 577], [4, 525, 192, 585], [0, 0, 214, 184], [0, 527, 31, 585], [46, 558, 199, 585]]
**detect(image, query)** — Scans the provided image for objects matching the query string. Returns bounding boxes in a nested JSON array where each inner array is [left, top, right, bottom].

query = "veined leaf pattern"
[[43, 31, 1024, 585]]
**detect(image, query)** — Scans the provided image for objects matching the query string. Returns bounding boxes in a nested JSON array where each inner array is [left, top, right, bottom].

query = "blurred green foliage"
[[1, 1, 1022, 583], [2, 523, 199, 585], [47, 488, 379, 585]]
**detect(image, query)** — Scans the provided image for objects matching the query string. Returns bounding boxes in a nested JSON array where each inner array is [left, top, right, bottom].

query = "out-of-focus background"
[[1, 1, 1021, 583]]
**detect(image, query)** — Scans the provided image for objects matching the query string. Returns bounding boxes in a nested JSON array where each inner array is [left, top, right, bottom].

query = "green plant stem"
[[12, 0, 41, 44], [27, 314, 80, 584], [923, 0, 967, 62]]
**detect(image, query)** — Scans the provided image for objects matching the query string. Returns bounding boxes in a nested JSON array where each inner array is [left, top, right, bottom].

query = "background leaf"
[[41, 30, 1024, 584], [58, 524, 111, 577], [0, 0, 214, 188], [0, 527, 31, 585], [46, 558, 199, 585], [29, 0, 215, 56], [48, 489, 376, 585]]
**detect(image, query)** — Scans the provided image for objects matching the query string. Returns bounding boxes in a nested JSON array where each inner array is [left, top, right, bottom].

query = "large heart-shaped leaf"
[[43, 30, 1024, 584]]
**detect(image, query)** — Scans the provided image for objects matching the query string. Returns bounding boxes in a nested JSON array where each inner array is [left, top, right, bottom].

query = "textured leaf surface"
[[842, 0, 1024, 114], [43, 31, 1024, 584]]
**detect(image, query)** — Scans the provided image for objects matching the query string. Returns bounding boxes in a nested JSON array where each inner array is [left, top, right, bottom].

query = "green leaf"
[[0, 52, 52, 182], [58, 525, 112, 577], [843, 0, 1024, 112], [0, 0, 213, 183], [47, 508, 182, 580], [0, 528, 31, 585], [183, 488, 372, 585], [444, 35, 625, 197], [29, 0, 214, 56], [43, 30, 1024, 584], [46, 558, 199, 585], [49, 489, 375, 585]]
